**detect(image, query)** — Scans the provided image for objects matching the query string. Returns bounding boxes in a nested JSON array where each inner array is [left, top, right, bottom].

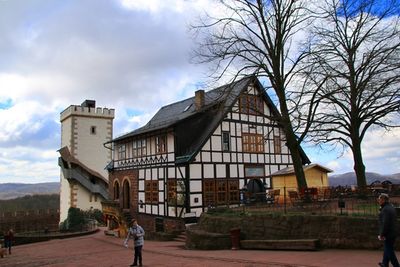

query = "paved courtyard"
[[0, 228, 388, 267]]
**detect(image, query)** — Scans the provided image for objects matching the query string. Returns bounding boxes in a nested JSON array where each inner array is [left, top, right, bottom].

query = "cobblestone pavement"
[[0, 228, 386, 267]]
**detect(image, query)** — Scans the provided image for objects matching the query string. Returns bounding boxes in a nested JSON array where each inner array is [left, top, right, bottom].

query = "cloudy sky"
[[0, 0, 399, 184]]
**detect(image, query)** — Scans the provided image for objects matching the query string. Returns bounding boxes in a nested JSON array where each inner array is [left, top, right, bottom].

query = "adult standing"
[[378, 193, 400, 267], [4, 229, 14, 255], [124, 219, 145, 266]]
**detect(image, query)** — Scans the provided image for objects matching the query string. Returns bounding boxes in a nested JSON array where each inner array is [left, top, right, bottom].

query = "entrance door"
[[122, 180, 130, 209], [247, 178, 264, 202]]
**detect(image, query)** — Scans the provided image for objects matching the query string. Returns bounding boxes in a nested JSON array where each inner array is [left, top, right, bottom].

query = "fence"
[[230, 186, 400, 217]]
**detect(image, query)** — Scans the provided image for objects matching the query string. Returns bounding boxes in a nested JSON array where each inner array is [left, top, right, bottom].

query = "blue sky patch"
[[126, 108, 143, 117], [0, 99, 13, 109]]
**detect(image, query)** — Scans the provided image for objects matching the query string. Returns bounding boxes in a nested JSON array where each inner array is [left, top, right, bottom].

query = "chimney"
[[81, 100, 96, 108], [195, 90, 205, 110]]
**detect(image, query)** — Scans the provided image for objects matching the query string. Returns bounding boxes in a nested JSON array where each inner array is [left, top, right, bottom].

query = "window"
[[90, 126, 96, 135], [167, 180, 177, 205], [203, 180, 215, 207], [117, 144, 126, 160], [217, 180, 227, 204], [274, 135, 282, 154], [244, 165, 265, 177], [242, 133, 264, 153], [155, 135, 167, 154], [145, 180, 158, 204], [133, 139, 147, 158], [239, 94, 263, 115], [203, 179, 239, 206], [222, 131, 230, 151], [228, 180, 239, 203]]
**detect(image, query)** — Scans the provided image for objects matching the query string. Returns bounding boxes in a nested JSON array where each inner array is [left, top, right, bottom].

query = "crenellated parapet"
[[60, 105, 115, 122]]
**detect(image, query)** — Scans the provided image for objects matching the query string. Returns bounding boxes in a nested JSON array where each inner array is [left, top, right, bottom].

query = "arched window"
[[122, 179, 130, 209], [113, 181, 120, 200]]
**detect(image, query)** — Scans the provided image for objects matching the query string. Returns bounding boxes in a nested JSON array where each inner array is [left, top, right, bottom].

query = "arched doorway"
[[247, 178, 265, 202], [122, 180, 130, 209], [114, 181, 120, 200]]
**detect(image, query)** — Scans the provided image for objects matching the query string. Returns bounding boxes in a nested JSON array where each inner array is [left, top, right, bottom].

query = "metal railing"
[[226, 186, 400, 217]]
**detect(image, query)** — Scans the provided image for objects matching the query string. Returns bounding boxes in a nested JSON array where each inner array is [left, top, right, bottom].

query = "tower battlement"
[[60, 102, 115, 122]]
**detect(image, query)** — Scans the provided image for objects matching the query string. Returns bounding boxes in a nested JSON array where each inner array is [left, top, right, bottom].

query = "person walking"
[[124, 219, 145, 266], [378, 193, 400, 267], [4, 229, 14, 255]]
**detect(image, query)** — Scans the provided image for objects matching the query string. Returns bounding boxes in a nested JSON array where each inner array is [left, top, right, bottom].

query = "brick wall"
[[109, 169, 139, 214]]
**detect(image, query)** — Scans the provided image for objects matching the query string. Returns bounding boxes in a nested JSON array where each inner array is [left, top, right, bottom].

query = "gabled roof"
[[271, 164, 333, 177], [111, 76, 310, 165], [112, 76, 256, 141]]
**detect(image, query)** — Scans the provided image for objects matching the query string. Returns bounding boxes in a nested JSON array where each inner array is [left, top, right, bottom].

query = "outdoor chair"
[[288, 190, 303, 207], [272, 189, 280, 204]]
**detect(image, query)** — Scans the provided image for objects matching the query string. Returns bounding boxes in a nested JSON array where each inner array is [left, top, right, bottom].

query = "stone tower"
[[59, 100, 114, 223]]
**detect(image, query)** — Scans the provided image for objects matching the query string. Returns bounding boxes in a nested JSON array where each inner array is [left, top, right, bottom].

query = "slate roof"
[[110, 76, 310, 164], [112, 76, 255, 141]]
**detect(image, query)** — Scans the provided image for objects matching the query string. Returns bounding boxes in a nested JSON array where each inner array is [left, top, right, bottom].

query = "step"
[[240, 239, 320, 251], [173, 233, 187, 242]]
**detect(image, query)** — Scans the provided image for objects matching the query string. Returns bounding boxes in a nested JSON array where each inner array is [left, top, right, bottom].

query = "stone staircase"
[[173, 231, 187, 242]]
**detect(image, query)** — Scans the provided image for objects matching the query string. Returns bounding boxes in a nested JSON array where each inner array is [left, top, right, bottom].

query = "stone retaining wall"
[[188, 213, 400, 249]]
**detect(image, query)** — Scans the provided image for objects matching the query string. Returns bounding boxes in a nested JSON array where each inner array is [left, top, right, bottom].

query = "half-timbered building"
[[102, 76, 310, 235]]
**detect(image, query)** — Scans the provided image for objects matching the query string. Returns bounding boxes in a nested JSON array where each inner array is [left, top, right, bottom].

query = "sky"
[[0, 0, 399, 184]]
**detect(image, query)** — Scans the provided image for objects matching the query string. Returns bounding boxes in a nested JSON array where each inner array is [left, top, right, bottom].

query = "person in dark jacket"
[[378, 193, 400, 267], [4, 229, 14, 255]]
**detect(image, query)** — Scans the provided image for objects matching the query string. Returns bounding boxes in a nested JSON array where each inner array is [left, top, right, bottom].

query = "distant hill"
[[0, 182, 60, 200], [0, 194, 60, 212], [329, 172, 400, 186]]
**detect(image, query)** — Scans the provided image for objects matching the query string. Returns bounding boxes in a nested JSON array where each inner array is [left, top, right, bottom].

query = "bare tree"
[[192, 0, 313, 189], [299, 0, 400, 189]]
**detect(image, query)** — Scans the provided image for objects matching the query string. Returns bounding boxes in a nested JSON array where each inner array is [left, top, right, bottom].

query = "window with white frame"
[[133, 139, 147, 158], [117, 144, 126, 160]]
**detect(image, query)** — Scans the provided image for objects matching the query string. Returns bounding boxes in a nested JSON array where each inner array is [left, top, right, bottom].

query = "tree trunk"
[[285, 126, 308, 190], [351, 138, 367, 190], [279, 99, 308, 190]]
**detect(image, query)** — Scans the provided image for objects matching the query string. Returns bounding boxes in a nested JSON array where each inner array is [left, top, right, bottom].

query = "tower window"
[[222, 131, 230, 151], [90, 126, 96, 135]]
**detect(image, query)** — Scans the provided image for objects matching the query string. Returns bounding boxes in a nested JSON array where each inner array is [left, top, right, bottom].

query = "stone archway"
[[122, 179, 130, 209]]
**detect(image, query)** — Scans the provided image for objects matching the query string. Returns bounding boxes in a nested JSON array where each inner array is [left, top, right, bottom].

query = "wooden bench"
[[240, 239, 320, 251]]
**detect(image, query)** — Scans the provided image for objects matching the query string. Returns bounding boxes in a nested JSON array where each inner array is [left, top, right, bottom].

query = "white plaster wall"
[[59, 174, 70, 223], [190, 194, 202, 206], [190, 180, 202, 191], [216, 164, 226, 178], [203, 164, 214, 178], [74, 117, 112, 178], [61, 117, 72, 149], [211, 136, 221, 151], [190, 164, 202, 179], [74, 183, 104, 211], [212, 152, 222, 162]]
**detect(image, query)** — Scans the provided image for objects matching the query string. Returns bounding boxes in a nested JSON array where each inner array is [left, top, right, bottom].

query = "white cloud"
[[0, 0, 212, 183], [0, 0, 398, 184], [0, 146, 59, 183]]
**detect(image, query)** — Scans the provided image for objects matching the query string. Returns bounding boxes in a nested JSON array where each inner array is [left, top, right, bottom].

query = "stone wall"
[[0, 209, 60, 234], [189, 213, 400, 249]]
